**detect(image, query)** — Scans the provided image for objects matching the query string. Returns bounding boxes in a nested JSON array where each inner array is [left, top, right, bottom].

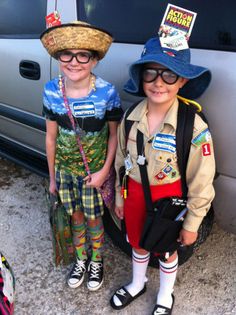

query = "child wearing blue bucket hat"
[[110, 36, 215, 314]]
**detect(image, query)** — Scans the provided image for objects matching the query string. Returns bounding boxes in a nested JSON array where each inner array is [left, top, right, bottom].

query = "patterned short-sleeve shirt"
[[43, 75, 123, 176]]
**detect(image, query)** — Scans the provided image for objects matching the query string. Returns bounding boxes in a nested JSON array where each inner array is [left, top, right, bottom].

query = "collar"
[[127, 99, 149, 136], [127, 98, 179, 136], [162, 98, 179, 131]]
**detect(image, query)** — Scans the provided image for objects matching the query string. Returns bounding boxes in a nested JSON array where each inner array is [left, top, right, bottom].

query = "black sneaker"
[[67, 258, 87, 288], [87, 260, 104, 291]]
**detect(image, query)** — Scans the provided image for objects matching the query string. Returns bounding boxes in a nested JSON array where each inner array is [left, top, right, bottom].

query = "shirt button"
[[167, 158, 172, 163]]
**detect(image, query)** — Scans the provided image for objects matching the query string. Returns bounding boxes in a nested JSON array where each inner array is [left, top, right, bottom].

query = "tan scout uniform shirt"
[[115, 98, 215, 232]]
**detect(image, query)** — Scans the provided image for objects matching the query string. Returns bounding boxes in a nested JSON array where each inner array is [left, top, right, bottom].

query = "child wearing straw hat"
[[40, 21, 123, 291], [110, 35, 215, 314]]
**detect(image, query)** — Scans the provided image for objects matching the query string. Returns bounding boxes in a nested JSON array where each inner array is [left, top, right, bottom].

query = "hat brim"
[[124, 53, 211, 99], [40, 23, 113, 60]]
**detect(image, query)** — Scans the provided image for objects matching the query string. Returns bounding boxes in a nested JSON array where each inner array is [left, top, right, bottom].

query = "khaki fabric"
[[115, 98, 215, 232]]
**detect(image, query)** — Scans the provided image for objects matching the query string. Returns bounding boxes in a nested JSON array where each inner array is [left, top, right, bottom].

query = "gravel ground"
[[0, 157, 236, 315]]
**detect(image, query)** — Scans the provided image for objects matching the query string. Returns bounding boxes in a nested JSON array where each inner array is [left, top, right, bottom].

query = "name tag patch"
[[192, 128, 211, 147], [72, 101, 95, 118], [152, 133, 176, 153]]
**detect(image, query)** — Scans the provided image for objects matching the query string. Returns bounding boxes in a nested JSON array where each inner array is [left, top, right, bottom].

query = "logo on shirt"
[[192, 128, 211, 147]]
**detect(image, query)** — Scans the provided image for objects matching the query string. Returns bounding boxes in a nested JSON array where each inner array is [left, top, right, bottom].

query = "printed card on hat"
[[46, 11, 61, 28], [158, 4, 197, 51]]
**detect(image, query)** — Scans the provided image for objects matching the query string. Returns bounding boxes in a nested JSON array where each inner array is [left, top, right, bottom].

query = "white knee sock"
[[113, 250, 150, 306], [157, 256, 178, 308], [126, 250, 150, 295]]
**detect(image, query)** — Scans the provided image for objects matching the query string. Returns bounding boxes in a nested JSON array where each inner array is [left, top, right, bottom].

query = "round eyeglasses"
[[142, 68, 179, 85], [57, 51, 94, 64]]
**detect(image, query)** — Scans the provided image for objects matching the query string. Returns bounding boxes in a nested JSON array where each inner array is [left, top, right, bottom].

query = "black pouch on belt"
[[139, 197, 187, 253]]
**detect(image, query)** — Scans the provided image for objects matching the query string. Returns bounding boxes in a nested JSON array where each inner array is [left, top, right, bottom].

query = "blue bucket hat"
[[124, 37, 211, 99]]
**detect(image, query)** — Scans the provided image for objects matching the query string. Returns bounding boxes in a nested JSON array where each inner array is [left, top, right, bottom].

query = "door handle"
[[19, 60, 41, 80]]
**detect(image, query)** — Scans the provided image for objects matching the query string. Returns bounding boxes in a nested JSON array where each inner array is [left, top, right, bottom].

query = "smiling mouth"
[[68, 68, 82, 72], [151, 90, 166, 95]]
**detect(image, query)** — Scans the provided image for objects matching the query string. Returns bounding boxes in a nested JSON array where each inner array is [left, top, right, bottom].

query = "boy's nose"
[[153, 74, 164, 85]]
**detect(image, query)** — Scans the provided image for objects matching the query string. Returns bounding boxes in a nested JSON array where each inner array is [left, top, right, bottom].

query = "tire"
[[103, 206, 214, 267]]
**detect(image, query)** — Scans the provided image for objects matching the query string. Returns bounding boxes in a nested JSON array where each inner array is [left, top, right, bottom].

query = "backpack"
[[0, 253, 15, 315]]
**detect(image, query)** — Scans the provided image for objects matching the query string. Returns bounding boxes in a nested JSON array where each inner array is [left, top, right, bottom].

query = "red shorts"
[[124, 177, 182, 249]]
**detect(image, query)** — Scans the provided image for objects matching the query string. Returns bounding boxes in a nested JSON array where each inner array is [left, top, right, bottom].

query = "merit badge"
[[202, 143, 211, 156], [152, 133, 176, 153], [155, 171, 167, 181], [169, 169, 179, 179], [72, 101, 95, 118], [162, 164, 179, 179], [163, 164, 173, 175]]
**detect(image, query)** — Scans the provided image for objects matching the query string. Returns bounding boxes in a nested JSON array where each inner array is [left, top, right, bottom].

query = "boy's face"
[[142, 63, 188, 107]]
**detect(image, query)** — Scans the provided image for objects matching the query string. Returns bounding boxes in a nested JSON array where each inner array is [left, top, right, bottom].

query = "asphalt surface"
[[0, 157, 236, 315]]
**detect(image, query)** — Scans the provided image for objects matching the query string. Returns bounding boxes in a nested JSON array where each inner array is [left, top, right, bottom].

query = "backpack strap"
[[136, 130, 154, 213], [176, 101, 196, 197], [123, 100, 141, 144]]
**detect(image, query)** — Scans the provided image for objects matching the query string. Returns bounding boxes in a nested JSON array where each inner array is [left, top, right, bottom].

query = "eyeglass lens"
[[142, 68, 179, 84], [58, 51, 93, 64]]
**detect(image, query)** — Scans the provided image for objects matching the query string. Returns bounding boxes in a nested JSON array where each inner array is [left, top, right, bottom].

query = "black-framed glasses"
[[57, 51, 94, 64], [142, 68, 179, 85]]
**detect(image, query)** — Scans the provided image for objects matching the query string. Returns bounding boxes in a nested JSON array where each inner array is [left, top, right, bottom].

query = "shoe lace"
[[71, 260, 86, 276], [89, 261, 102, 280]]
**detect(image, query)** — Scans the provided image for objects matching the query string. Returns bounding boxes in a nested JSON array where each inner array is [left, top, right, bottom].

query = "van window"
[[78, 0, 236, 51], [0, 0, 47, 38]]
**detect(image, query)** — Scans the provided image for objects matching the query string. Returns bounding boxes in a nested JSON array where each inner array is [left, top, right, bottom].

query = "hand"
[[83, 169, 108, 189], [49, 178, 58, 195], [177, 228, 198, 246], [115, 205, 124, 220]]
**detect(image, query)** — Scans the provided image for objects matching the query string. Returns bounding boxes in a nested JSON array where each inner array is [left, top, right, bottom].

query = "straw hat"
[[40, 21, 113, 60], [124, 37, 211, 99]]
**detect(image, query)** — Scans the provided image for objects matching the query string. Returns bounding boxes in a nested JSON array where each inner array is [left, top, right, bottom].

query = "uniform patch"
[[72, 101, 95, 117], [202, 143, 211, 156], [169, 169, 179, 179], [163, 164, 173, 175], [192, 128, 211, 147], [155, 171, 167, 181], [152, 133, 176, 153]]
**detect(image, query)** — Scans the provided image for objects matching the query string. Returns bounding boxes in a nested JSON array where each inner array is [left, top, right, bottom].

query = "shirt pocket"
[[155, 150, 178, 165], [153, 151, 180, 183]]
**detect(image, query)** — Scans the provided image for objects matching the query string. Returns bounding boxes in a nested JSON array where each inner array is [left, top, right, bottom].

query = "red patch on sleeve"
[[202, 143, 211, 156]]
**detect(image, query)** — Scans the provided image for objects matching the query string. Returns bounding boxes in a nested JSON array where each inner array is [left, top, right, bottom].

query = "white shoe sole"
[[67, 274, 85, 289], [87, 278, 104, 291]]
